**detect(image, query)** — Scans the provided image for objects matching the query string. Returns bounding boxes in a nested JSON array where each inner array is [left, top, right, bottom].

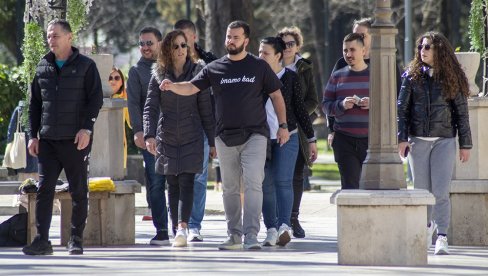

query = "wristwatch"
[[83, 129, 92, 136], [279, 123, 288, 129]]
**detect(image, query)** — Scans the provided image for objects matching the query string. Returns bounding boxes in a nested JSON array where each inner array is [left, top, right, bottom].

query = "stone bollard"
[[332, 189, 434, 266]]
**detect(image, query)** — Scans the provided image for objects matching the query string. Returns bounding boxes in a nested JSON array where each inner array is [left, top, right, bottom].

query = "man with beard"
[[160, 20, 289, 250], [322, 33, 370, 189], [127, 27, 170, 245]]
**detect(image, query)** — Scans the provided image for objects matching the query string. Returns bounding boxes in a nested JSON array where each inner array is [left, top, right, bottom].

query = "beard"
[[226, 43, 245, 55]]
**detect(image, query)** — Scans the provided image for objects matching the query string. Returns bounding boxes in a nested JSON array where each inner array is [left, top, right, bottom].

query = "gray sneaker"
[[218, 234, 242, 250], [243, 233, 262, 250], [426, 221, 437, 250], [262, 228, 278, 246]]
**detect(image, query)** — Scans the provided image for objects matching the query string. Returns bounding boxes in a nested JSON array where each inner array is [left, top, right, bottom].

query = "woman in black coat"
[[143, 30, 215, 247]]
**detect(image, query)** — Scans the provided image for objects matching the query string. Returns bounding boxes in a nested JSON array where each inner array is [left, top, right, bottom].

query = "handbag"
[[2, 113, 26, 169]]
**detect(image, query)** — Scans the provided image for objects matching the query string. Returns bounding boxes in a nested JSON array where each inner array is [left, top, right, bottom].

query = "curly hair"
[[407, 31, 469, 99], [157, 30, 194, 75], [277, 26, 304, 49]]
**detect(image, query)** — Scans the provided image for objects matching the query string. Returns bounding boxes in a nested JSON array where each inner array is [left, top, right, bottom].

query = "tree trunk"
[[309, 0, 326, 105], [205, 0, 254, 57], [421, 0, 442, 31]]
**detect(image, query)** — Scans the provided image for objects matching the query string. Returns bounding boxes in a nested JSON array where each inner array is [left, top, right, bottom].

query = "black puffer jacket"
[[143, 58, 215, 175], [29, 47, 103, 140], [397, 69, 472, 149]]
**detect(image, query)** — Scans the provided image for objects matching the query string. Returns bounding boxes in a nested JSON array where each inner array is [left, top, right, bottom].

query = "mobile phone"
[[404, 146, 410, 157]]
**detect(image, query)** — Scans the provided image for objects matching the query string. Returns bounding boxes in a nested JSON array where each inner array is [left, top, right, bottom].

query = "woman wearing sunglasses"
[[258, 36, 317, 247], [109, 67, 132, 169], [143, 30, 215, 247], [397, 31, 472, 255], [277, 26, 318, 239]]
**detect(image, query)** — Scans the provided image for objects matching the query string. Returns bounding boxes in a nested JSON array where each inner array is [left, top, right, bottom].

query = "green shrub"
[[0, 64, 25, 154]]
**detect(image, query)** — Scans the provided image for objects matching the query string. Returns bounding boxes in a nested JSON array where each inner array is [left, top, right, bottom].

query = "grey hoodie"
[[127, 57, 156, 133]]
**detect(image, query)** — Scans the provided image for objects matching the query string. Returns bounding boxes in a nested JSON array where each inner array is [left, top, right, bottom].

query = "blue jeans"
[[189, 133, 209, 230], [262, 133, 299, 229], [141, 149, 168, 232]]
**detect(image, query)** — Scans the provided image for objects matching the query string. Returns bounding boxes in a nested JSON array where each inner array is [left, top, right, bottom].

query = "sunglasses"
[[138, 40, 154, 47], [173, 43, 188, 50], [109, 76, 121, 81], [285, 41, 297, 48], [417, 44, 432, 51]]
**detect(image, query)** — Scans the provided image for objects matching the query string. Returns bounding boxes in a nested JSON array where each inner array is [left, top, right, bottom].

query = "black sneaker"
[[67, 236, 84, 255], [291, 217, 305, 238], [150, 230, 170, 246], [22, 236, 53, 255]]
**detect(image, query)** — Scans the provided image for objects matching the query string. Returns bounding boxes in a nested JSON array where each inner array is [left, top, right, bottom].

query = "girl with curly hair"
[[397, 31, 472, 255]]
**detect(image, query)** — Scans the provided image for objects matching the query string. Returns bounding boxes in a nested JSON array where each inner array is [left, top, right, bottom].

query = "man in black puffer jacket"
[[23, 19, 103, 256]]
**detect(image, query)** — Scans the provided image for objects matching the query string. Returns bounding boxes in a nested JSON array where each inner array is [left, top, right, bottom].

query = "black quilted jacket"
[[397, 69, 472, 149]]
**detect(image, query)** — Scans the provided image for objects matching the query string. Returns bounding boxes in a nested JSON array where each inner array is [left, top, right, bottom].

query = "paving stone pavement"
[[1, 189, 488, 275]]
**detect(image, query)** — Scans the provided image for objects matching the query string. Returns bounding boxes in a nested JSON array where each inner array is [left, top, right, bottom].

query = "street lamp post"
[[47, 0, 67, 19], [359, 0, 406, 190]]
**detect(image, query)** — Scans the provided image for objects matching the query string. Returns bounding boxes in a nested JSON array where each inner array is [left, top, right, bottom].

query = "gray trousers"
[[408, 136, 456, 234], [215, 134, 267, 237]]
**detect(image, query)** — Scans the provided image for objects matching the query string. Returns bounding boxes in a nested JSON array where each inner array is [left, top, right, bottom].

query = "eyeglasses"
[[109, 76, 121, 81], [138, 40, 154, 47], [417, 44, 432, 51], [285, 41, 297, 48], [173, 43, 188, 50]]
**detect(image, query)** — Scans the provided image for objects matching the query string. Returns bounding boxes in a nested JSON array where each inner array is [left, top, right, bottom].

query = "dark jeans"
[[36, 139, 90, 241], [292, 147, 306, 214], [141, 149, 168, 232], [167, 173, 195, 228], [331, 132, 368, 189]]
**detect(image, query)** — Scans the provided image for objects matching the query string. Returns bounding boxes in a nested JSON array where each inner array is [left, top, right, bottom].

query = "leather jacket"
[[397, 69, 472, 149]]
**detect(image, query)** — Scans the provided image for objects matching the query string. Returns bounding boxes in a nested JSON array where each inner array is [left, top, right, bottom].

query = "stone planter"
[[455, 52, 481, 96]]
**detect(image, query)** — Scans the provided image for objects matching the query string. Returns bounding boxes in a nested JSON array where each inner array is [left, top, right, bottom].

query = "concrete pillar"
[[333, 1, 435, 266], [89, 54, 114, 98], [449, 98, 488, 245], [359, 0, 406, 190], [90, 99, 126, 180], [333, 190, 435, 266], [87, 53, 126, 180]]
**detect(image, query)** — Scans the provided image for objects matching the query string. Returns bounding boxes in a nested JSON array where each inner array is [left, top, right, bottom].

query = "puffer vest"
[[35, 48, 93, 139]]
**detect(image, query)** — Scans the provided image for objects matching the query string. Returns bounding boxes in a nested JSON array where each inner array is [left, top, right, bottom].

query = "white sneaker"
[[434, 235, 449, 255], [262, 228, 278, 246], [276, 224, 291, 246], [188, 228, 203, 242], [426, 221, 437, 249], [173, 228, 188, 247]]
